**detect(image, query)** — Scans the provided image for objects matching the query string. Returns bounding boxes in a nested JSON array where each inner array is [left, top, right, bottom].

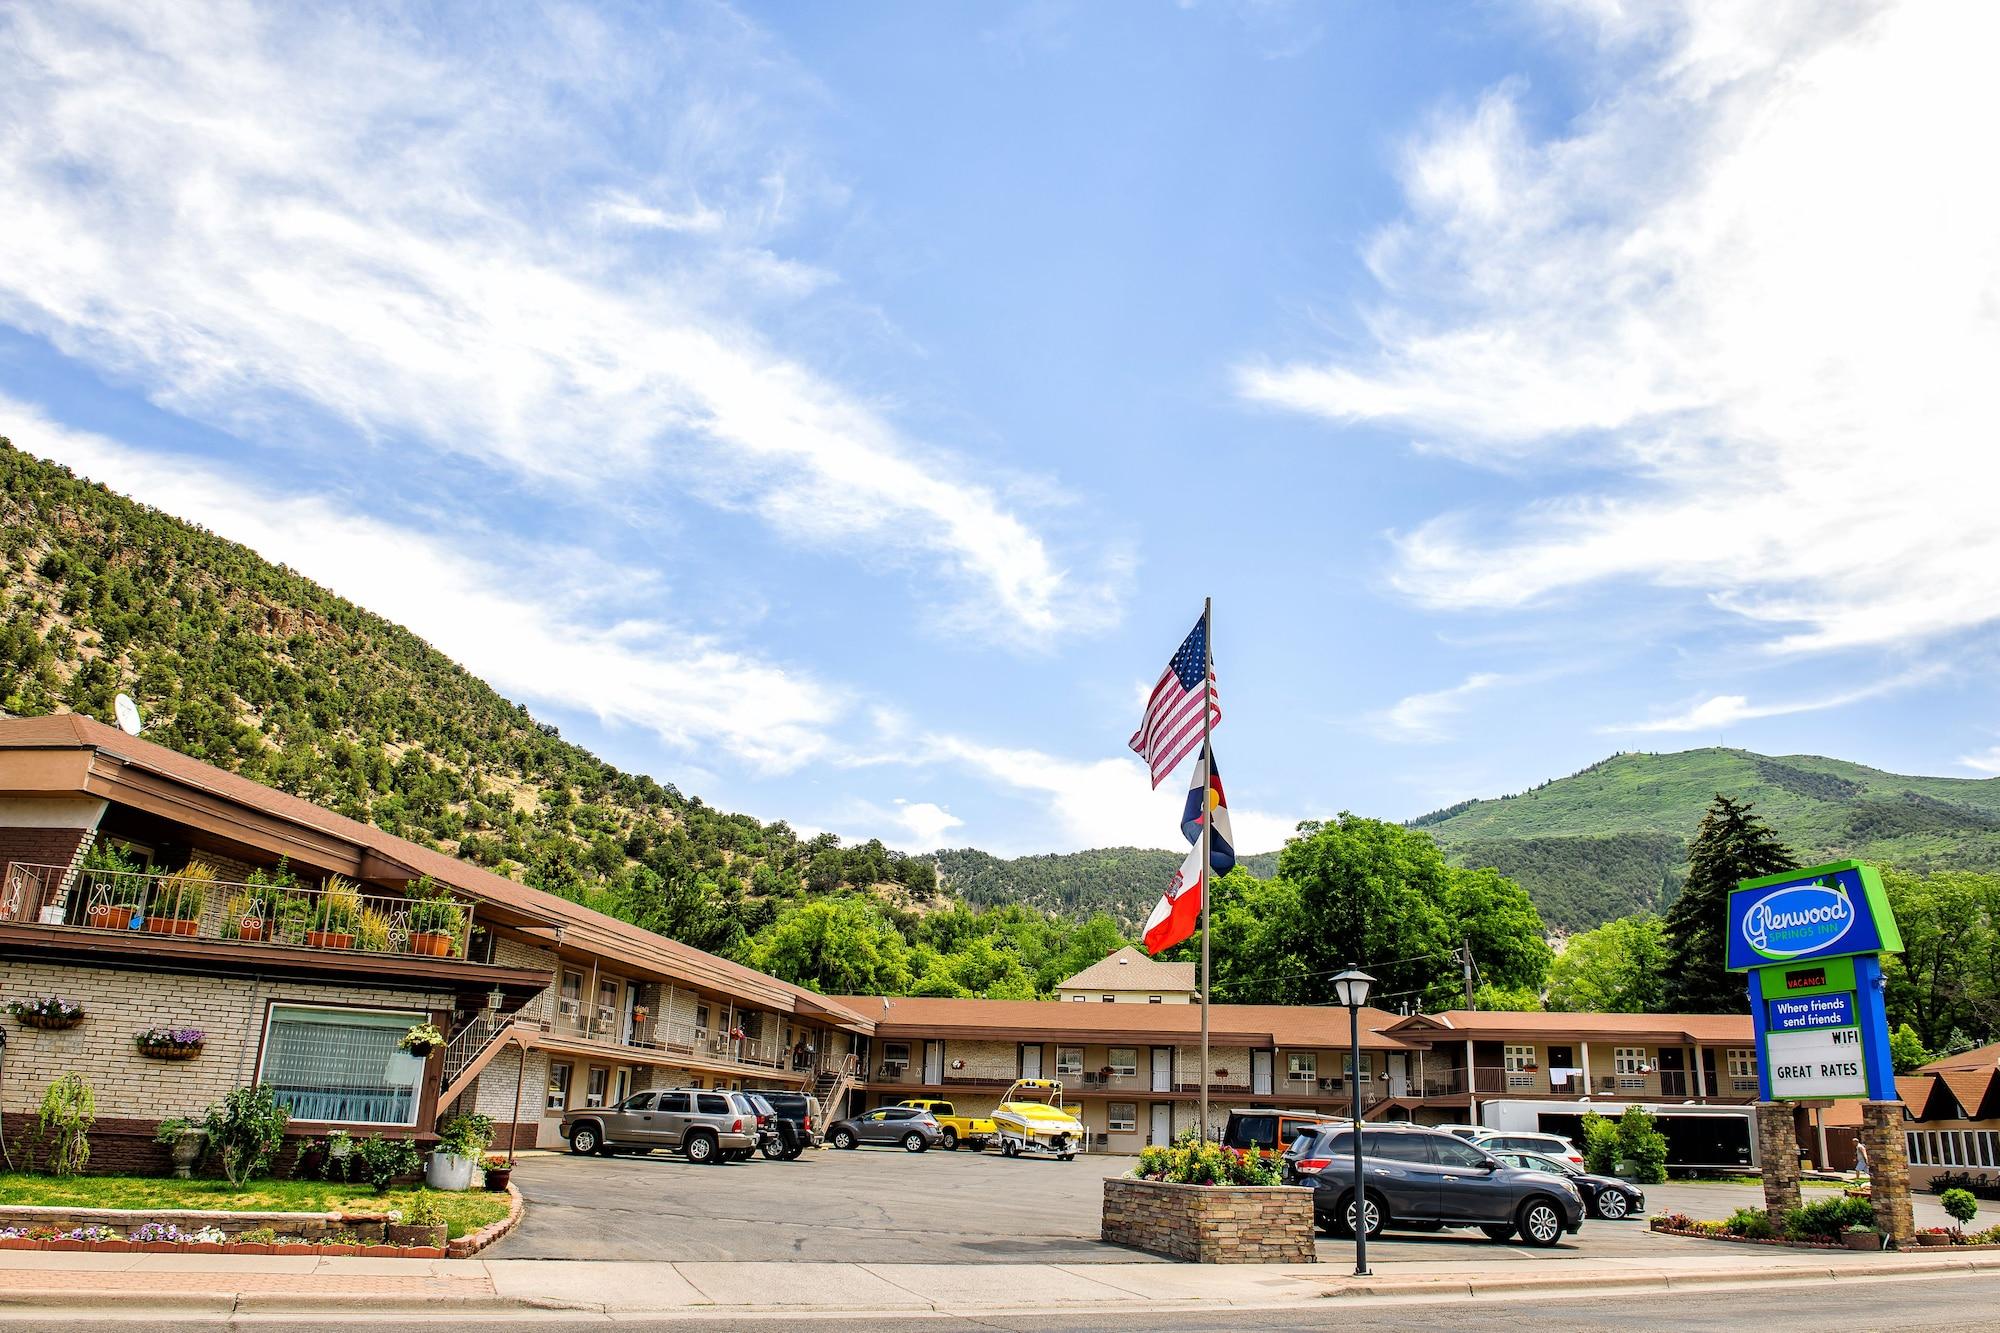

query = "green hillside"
[[936, 846, 1280, 932], [1414, 750, 2000, 930]]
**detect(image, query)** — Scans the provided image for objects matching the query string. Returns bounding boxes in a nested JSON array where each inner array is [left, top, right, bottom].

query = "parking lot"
[[488, 1148, 1995, 1265]]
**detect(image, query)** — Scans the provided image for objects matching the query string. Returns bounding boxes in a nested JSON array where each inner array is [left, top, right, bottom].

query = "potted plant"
[[80, 841, 145, 928], [1916, 1226, 1953, 1246], [145, 859, 215, 936], [9, 995, 85, 1030], [306, 876, 362, 949], [153, 1116, 208, 1179], [404, 877, 466, 957], [1941, 1187, 1979, 1242], [385, 1190, 447, 1249], [426, 1112, 493, 1191], [1841, 1224, 1880, 1250], [135, 1026, 206, 1060], [399, 1023, 446, 1058], [231, 860, 296, 941], [482, 1154, 512, 1191]]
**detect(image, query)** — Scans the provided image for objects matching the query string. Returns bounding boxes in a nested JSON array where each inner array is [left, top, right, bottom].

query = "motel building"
[[0, 712, 1969, 1175]]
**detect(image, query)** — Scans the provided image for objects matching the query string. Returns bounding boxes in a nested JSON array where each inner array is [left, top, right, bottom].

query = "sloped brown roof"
[[836, 994, 1415, 1050], [1896, 1075, 1949, 1119], [1919, 1041, 2000, 1074], [1389, 1008, 1755, 1045], [0, 713, 870, 1030], [1936, 1069, 2000, 1121], [1055, 946, 1196, 993]]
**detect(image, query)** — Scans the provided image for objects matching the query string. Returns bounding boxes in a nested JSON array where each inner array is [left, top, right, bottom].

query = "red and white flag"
[[1142, 843, 1205, 955], [1129, 614, 1219, 788]]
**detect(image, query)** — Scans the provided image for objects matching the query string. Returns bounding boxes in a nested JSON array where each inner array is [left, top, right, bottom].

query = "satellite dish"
[[113, 693, 142, 736]]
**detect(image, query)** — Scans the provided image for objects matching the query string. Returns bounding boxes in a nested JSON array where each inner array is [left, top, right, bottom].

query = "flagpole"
[[1199, 595, 1212, 1141]]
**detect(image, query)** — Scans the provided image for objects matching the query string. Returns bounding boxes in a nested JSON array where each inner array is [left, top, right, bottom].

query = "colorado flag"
[[1179, 742, 1236, 874]]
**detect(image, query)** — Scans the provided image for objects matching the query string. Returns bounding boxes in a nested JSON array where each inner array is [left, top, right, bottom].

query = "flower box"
[[139, 1043, 203, 1060], [15, 1011, 84, 1030], [236, 919, 269, 942], [1101, 1177, 1316, 1264], [1842, 1231, 1880, 1250], [408, 930, 455, 957], [87, 904, 137, 930], [305, 930, 356, 950], [1916, 1232, 1952, 1246], [142, 917, 201, 937]]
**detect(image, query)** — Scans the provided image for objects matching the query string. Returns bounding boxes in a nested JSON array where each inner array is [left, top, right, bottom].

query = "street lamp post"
[[1331, 964, 1375, 1277]]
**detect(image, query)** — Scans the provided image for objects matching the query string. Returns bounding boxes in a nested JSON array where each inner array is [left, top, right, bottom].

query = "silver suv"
[[561, 1089, 760, 1164]]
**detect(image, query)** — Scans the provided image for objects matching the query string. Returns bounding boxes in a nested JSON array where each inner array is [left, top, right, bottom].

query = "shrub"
[[1723, 1206, 1774, 1239], [35, 1073, 94, 1177], [438, 1112, 495, 1160], [1941, 1188, 1979, 1228], [405, 1189, 445, 1228], [1580, 1111, 1618, 1175], [159, 859, 218, 920], [1614, 1106, 1668, 1185], [238, 1227, 277, 1245], [312, 876, 363, 935], [202, 1083, 290, 1186], [1132, 1131, 1281, 1186], [355, 1134, 422, 1193], [1782, 1196, 1875, 1242]]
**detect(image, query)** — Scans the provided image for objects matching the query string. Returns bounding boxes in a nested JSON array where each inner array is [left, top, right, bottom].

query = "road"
[[488, 1148, 1993, 1264], [11, 1272, 1998, 1330]]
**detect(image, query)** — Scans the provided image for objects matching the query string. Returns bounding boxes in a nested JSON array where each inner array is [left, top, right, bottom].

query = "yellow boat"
[[989, 1078, 1085, 1160]]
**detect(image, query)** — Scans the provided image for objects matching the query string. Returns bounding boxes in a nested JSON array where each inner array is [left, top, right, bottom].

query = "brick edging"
[[446, 1181, 523, 1258], [1650, 1222, 2000, 1253]]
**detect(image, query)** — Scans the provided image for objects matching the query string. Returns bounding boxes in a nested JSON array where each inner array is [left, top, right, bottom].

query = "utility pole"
[[1462, 937, 1476, 1010]]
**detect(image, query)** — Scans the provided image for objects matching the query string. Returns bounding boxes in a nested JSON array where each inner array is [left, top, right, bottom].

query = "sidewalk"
[[1, 1247, 1997, 1318]]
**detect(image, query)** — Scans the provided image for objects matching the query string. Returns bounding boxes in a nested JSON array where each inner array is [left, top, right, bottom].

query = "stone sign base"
[[1101, 1176, 1316, 1264]]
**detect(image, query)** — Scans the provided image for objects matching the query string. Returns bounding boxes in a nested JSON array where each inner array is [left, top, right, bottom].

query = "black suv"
[[1223, 1108, 1344, 1154], [1286, 1122, 1585, 1247], [754, 1090, 821, 1160]]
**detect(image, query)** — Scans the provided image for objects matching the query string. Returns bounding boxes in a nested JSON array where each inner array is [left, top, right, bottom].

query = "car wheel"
[[762, 1138, 787, 1160], [1335, 1191, 1385, 1240], [942, 1129, 959, 1151], [783, 1145, 805, 1160], [568, 1125, 599, 1155], [903, 1132, 926, 1153], [1517, 1198, 1564, 1248], [684, 1132, 717, 1165], [833, 1129, 856, 1150], [1480, 1223, 1516, 1242], [1595, 1190, 1630, 1220]]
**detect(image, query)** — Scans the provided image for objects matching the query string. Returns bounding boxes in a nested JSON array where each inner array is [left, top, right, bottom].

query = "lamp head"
[[1331, 965, 1375, 1009]]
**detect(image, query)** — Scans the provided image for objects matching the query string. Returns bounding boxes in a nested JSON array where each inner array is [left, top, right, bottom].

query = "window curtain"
[[262, 1006, 426, 1125]]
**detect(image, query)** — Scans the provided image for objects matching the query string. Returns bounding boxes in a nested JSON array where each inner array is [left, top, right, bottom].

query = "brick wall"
[[0, 825, 92, 919], [1101, 1176, 1316, 1263], [0, 959, 450, 1170]]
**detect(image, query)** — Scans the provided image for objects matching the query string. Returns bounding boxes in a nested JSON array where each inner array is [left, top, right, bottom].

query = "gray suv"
[[827, 1105, 945, 1152], [561, 1089, 760, 1164], [1287, 1123, 1585, 1247]]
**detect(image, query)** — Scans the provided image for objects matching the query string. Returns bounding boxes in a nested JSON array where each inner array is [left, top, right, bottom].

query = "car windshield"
[[1522, 1153, 1579, 1176]]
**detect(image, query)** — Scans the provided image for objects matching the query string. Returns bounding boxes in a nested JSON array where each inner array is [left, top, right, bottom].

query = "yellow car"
[[989, 1078, 1085, 1160]]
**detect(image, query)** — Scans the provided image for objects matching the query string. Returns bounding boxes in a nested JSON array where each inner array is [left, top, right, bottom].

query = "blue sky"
[[3, 1, 1996, 856]]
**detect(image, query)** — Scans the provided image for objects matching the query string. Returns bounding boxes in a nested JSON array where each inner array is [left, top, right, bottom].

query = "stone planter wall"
[[1101, 1176, 1315, 1264]]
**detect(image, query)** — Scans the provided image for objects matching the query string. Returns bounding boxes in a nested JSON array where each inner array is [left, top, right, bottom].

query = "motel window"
[[1108, 1103, 1137, 1133], [1056, 1047, 1084, 1076], [1503, 1045, 1536, 1073], [1983, 1132, 1999, 1168], [1102, 994, 1115, 1003], [695, 1004, 710, 1038], [1287, 1053, 1316, 1082], [883, 1042, 911, 1070], [1108, 1048, 1138, 1077], [1342, 1052, 1373, 1080], [258, 1004, 427, 1126], [1906, 1132, 1922, 1165], [1727, 1049, 1757, 1078], [1614, 1047, 1647, 1075], [1071, 995, 1086, 1003], [558, 972, 584, 1018], [585, 1067, 608, 1109], [1148, 996, 1163, 1004], [547, 1063, 572, 1112]]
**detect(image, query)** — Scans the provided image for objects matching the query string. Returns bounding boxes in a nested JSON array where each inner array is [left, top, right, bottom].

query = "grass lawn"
[[1680, 1175, 1849, 1190], [0, 1174, 509, 1238]]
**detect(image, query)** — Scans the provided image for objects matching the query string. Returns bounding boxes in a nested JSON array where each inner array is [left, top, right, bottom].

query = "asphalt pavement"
[[487, 1149, 1993, 1265]]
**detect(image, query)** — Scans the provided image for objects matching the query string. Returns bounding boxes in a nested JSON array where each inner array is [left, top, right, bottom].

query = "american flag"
[[1128, 615, 1220, 788]]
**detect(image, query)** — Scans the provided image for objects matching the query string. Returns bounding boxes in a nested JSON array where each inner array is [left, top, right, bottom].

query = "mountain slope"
[[1414, 750, 2000, 930], [936, 846, 1280, 932]]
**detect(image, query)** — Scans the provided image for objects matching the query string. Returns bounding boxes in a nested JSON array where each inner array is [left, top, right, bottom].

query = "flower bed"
[[1650, 1212, 2000, 1252], [0, 1185, 522, 1259], [1104, 1138, 1313, 1264]]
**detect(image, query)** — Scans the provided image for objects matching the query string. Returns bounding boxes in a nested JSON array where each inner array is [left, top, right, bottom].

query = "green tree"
[[1888, 1022, 1932, 1074], [1545, 915, 1669, 1013], [1663, 795, 1796, 1012], [1880, 869, 1994, 1049], [743, 897, 913, 996]]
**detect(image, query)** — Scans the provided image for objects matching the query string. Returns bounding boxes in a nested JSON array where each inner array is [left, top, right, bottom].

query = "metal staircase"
[[813, 1054, 858, 1124], [438, 1015, 523, 1111]]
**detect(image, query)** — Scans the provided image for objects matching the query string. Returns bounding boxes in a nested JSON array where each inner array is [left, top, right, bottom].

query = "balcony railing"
[[542, 1002, 794, 1072], [4, 863, 475, 961]]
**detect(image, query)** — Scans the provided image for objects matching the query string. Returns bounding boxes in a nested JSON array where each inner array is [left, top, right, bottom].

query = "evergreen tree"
[[1663, 794, 1796, 1011]]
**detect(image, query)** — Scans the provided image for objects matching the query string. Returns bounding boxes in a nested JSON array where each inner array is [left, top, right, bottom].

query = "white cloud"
[[888, 800, 964, 850], [0, 0, 1114, 637], [1601, 667, 1942, 735], [1374, 672, 1506, 743], [1957, 747, 2000, 776], [917, 734, 1299, 856], [7, 399, 842, 770], [1239, 1, 2000, 655]]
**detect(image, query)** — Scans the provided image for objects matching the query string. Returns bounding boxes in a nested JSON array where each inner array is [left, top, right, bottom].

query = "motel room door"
[[1149, 1103, 1172, 1146], [1151, 1047, 1174, 1093], [1251, 1050, 1274, 1096], [1020, 1045, 1043, 1079], [923, 1040, 945, 1085]]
